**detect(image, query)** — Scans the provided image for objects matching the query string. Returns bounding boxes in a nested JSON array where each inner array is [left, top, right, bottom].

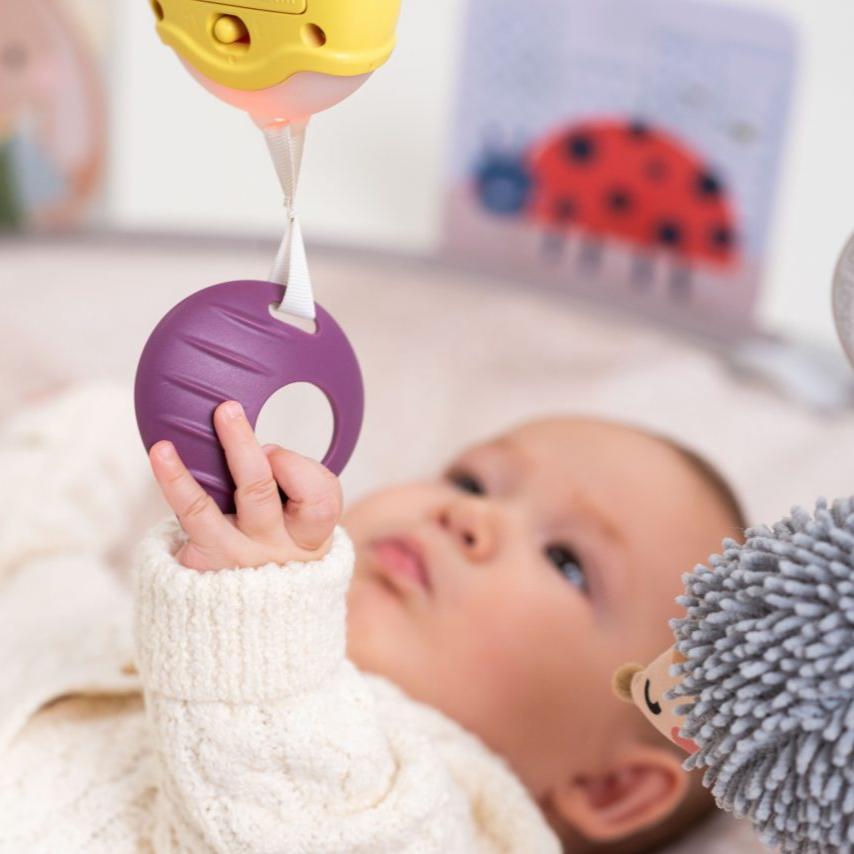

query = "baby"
[[0, 383, 744, 852]]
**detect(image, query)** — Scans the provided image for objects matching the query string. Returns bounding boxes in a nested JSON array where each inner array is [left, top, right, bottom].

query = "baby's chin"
[[345, 562, 424, 685], [346, 565, 398, 665]]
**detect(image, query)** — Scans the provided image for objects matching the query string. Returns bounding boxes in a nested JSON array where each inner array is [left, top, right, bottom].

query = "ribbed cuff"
[[133, 518, 354, 703]]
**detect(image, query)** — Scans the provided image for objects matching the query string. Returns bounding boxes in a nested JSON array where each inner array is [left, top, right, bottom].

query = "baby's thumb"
[[264, 445, 342, 554]]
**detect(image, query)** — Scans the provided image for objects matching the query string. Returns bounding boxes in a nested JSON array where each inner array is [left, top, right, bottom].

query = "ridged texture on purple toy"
[[671, 498, 854, 853]]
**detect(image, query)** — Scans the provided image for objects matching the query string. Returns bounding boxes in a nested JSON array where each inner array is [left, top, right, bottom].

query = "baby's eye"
[[545, 544, 587, 592], [448, 470, 486, 496]]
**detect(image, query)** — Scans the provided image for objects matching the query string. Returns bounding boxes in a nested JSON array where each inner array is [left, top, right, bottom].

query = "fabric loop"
[[264, 121, 316, 321]]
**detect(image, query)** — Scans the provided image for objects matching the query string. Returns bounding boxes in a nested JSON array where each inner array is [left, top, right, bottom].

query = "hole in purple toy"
[[255, 383, 333, 464], [268, 303, 317, 335]]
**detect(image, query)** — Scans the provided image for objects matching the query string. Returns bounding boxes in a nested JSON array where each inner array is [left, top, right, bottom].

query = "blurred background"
[[6, 0, 854, 341], [4, 0, 854, 541]]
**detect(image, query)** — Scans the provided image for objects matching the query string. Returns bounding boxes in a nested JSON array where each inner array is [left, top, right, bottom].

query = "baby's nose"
[[436, 501, 495, 561]]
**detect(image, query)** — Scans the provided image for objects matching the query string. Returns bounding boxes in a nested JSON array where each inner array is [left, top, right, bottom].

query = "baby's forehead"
[[500, 416, 673, 460], [495, 416, 739, 539], [490, 417, 714, 506]]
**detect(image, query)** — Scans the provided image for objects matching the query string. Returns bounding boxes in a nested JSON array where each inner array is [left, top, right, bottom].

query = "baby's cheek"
[[452, 587, 557, 689]]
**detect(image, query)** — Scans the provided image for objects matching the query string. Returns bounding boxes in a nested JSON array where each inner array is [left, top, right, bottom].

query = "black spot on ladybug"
[[645, 159, 669, 182], [606, 188, 633, 214], [565, 134, 597, 164], [656, 220, 683, 247], [628, 120, 651, 140], [554, 197, 577, 221], [710, 224, 735, 249], [696, 170, 723, 199]]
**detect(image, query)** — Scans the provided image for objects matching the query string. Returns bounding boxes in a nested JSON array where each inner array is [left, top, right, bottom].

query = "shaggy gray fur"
[[671, 498, 854, 853]]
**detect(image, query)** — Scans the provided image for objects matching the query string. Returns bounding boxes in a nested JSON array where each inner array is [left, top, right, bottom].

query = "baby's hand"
[[148, 401, 342, 572]]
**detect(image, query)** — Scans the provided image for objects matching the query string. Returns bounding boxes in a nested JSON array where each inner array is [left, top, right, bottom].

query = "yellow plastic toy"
[[146, 0, 402, 320], [150, 0, 401, 93], [149, 0, 401, 129]]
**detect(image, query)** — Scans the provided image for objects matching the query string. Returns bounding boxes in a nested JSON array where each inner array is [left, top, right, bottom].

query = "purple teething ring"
[[135, 280, 364, 514]]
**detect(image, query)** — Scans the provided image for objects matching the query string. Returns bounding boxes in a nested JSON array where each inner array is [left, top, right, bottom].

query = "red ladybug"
[[475, 118, 740, 294]]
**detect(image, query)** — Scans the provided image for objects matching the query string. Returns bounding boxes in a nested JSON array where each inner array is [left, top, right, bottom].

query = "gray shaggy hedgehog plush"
[[615, 498, 854, 853]]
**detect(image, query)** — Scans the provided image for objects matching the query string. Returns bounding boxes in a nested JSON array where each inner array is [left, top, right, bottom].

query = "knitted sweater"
[[0, 383, 560, 853]]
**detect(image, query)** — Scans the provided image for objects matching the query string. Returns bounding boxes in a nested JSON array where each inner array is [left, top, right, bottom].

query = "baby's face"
[[344, 418, 733, 799]]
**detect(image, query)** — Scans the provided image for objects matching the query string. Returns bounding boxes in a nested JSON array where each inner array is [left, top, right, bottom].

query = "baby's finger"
[[213, 401, 283, 541], [266, 447, 342, 553], [149, 441, 243, 555]]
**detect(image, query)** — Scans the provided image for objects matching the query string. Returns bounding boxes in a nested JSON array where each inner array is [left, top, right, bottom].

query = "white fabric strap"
[[264, 121, 316, 321]]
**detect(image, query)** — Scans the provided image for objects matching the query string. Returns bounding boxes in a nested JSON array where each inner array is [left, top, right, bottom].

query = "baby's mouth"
[[369, 538, 432, 595]]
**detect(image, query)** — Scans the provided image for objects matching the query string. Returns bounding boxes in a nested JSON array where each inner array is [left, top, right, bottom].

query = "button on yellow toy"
[[212, 15, 249, 47], [149, 0, 402, 126]]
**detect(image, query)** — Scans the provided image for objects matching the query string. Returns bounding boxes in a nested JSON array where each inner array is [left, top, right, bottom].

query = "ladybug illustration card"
[[442, 0, 797, 334]]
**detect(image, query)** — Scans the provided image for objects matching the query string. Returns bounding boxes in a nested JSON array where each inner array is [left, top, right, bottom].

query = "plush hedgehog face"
[[613, 647, 699, 755]]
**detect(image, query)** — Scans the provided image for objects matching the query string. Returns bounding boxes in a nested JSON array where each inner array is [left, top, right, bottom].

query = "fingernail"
[[262, 444, 278, 455], [224, 401, 243, 421]]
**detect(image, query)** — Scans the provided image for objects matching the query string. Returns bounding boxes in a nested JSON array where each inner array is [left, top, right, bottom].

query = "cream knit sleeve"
[[133, 518, 474, 854], [0, 382, 151, 585]]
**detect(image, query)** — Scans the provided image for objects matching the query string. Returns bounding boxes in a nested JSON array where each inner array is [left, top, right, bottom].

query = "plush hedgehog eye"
[[644, 679, 663, 716]]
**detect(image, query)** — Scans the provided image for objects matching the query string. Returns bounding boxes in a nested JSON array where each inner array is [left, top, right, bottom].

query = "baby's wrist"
[[173, 527, 338, 573]]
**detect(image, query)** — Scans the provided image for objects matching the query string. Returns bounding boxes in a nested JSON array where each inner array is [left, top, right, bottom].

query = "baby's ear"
[[548, 744, 689, 843]]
